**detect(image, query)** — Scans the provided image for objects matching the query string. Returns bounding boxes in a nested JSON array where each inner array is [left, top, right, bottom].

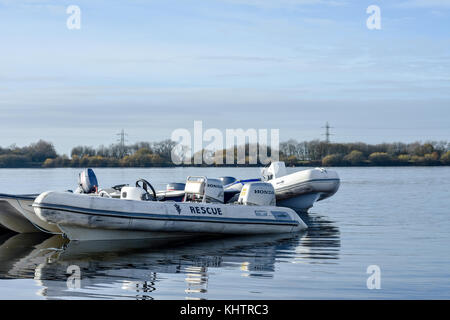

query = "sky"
[[0, 0, 449, 155]]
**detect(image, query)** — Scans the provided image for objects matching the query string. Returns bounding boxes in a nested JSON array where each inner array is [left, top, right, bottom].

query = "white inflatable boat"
[[224, 162, 340, 212], [0, 169, 105, 234], [2, 163, 339, 235], [33, 177, 307, 241], [0, 170, 190, 234], [0, 194, 43, 233]]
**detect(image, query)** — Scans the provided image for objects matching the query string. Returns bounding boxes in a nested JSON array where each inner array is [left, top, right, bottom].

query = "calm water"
[[0, 167, 449, 299]]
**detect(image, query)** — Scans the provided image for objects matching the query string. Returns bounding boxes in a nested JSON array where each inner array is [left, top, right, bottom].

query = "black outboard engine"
[[78, 168, 99, 194], [219, 176, 237, 186]]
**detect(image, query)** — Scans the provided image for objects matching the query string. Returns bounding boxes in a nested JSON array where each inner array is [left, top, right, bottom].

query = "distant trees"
[[441, 151, 450, 165], [0, 154, 29, 167], [368, 152, 392, 165], [343, 150, 365, 165], [42, 140, 177, 168], [0, 140, 57, 168], [121, 148, 164, 167], [279, 140, 450, 167], [0, 139, 449, 168], [322, 154, 343, 167], [24, 140, 57, 162], [71, 146, 96, 158]]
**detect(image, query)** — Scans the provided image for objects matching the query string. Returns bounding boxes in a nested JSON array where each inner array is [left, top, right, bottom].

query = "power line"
[[322, 122, 334, 143], [116, 129, 128, 157]]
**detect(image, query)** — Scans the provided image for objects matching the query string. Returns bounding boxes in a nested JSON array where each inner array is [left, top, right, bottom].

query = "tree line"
[[279, 140, 450, 166], [0, 140, 58, 167], [0, 139, 449, 168]]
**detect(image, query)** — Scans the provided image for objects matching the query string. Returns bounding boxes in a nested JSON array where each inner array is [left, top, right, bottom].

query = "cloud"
[[302, 17, 336, 25], [0, 0, 65, 13], [395, 0, 450, 8], [197, 55, 286, 62], [218, 0, 347, 8]]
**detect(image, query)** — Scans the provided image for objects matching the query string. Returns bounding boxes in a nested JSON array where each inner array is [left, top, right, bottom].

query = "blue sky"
[[0, 0, 449, 154]]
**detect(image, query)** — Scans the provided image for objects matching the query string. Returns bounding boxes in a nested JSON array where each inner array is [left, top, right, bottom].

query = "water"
[[0, 167, 449, 299]]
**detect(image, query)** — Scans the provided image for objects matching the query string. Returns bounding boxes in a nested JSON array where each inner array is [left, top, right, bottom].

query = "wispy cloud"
[[197, 55, 286, 62], [395, 0, 450, 8], [0, 0, 65, 13], [218, 0, 347, 8]]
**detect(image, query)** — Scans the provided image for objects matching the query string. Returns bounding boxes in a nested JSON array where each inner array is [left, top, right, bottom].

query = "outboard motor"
[[77, 168, 98, 194], [204, 178, 224, 203], [219, 176, 237, 186], [238, 182, 276, 206]]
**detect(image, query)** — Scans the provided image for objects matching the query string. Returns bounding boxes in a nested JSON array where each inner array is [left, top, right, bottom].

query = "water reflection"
[[296, 213, 341, 262], [0, 213, 340, 299]]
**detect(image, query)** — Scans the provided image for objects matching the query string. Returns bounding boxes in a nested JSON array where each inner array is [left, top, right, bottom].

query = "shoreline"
[[2, 140, 449, 169], [0, 164, 449, 169]]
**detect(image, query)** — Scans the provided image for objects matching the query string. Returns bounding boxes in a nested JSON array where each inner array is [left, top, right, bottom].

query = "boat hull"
[[277, 193, 322, 213], [225, 168, 340, 212], [272, 172, 340, 212], [33, 191, 307, 241], [57, 225, 198, 241], [0, 195, 40, 233], [0, 194, 61, 233]]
